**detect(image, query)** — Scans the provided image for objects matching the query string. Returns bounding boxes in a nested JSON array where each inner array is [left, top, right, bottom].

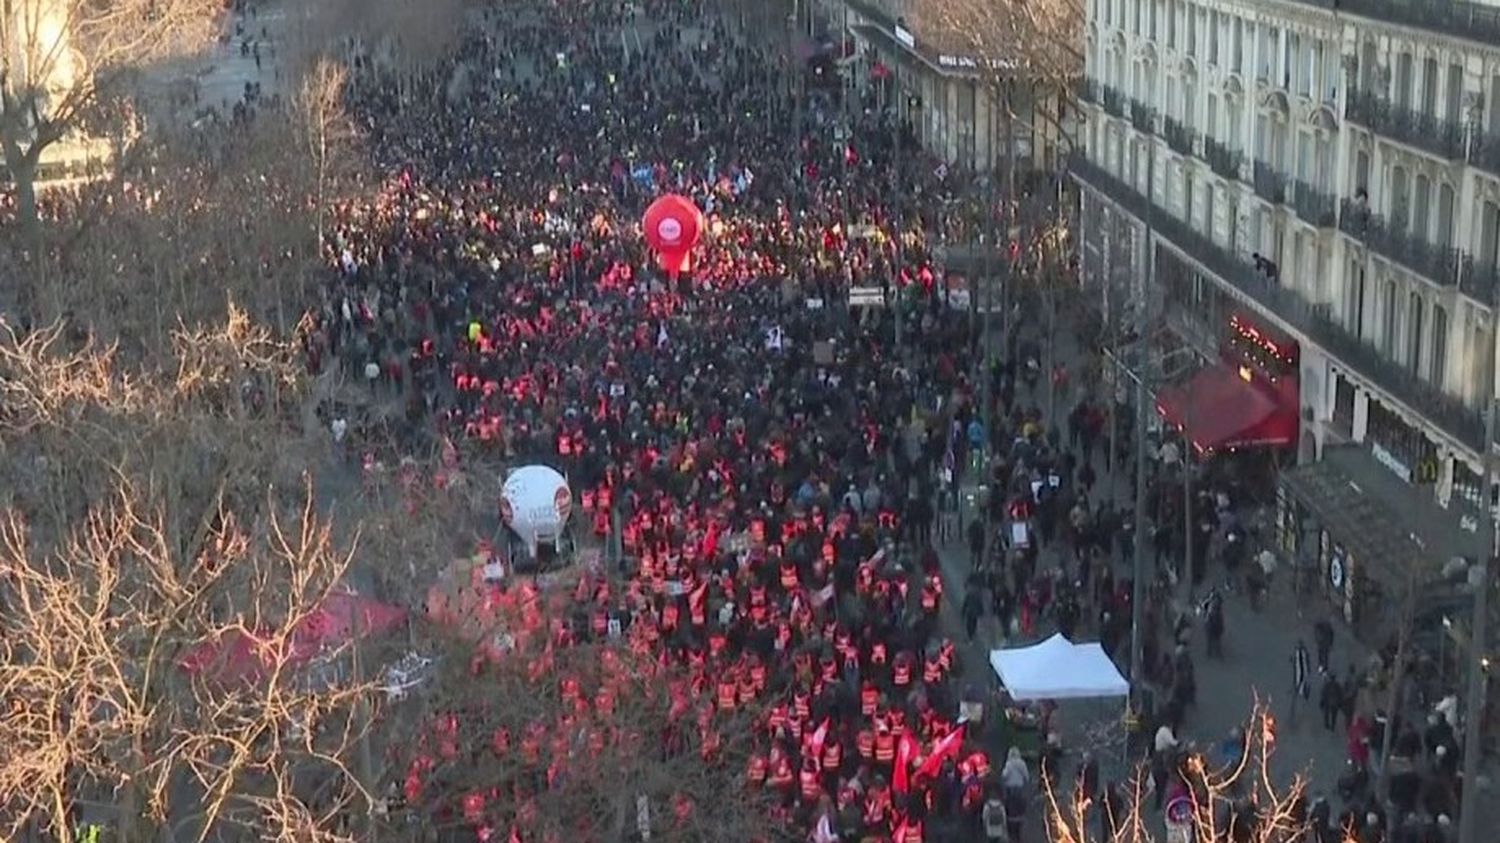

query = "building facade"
[[823, 0, 1071, 173], [1073, 0, 1500, 620]]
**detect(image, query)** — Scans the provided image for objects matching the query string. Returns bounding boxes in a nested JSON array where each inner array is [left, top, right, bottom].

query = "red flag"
[[687, 579, 709, 616], [807, 717, 831, 759], [916, 723, 968, 780], [893, 732, 917, 794]]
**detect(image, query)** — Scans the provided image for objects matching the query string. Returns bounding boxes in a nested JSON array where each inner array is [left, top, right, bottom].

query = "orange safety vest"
[[751, 662, 768, 689], [768, 705, 788, 732], [718, 680, 738, 711], [864, 790, 890, 824], [856, 729, 875, 759], [769, 759, 795, 789], [799, 767, 822, 801], [701, 728, 721, 760], [874, 731, 896, 762], [902, 820, 925, 843], [966, 751, 991, 780], [923, 656, 943, 684], [921, 586, 939, 611], [779, 562, 800, 590], [822, 741, 842, 771], [861, 683, 879, 717], [893, 659, 912, 687], [793, 692, 812, 720], [747, 754, 768, 784], [738, 674, 757, 705]]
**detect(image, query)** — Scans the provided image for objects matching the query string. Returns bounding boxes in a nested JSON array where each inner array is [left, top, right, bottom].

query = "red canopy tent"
[[1155, 363, 1298, 455]]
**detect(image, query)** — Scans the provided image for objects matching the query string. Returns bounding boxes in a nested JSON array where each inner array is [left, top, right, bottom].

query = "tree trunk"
[[12, 154, 39, 231]]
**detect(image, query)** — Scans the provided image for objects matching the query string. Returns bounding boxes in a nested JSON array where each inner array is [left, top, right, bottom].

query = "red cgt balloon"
[[641, 194, 704, 279]]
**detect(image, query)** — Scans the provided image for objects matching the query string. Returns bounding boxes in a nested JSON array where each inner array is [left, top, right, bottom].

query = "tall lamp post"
[[1458, 285, 1499, 843]]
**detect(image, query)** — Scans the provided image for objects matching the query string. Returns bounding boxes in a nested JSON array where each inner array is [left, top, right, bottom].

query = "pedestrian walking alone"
[[1320, 672, 1343, 732], [1314, 618, 1335, 674], [1291, 639, 1312, 724]]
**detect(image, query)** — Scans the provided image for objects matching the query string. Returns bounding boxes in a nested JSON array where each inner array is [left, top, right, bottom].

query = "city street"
[[927, 307, 1368, 806]]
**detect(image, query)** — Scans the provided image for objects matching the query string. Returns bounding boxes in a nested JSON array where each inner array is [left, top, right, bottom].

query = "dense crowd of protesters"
[[292, 1, 1469, 842]]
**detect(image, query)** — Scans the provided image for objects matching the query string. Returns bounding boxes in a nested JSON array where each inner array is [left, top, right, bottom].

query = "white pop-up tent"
[[989, 633, 1129, 700]]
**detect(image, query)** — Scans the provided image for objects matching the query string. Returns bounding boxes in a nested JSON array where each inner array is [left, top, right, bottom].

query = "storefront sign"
[[1371, 442, 1413, 484], [936, 54, 1016, 71]]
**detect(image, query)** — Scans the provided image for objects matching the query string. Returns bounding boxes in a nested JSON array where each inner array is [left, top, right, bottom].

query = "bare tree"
[[291, 58, 354, 253], [0, 0, 222, 226], [920, 0, 1084, 159], [377, 565, 778, 843], [1044, 702, 1331, 843]]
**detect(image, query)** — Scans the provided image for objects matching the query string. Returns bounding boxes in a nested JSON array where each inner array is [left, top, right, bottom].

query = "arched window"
[[1411, 174, 1431, 241], [1407, 292, 1424, 375], [1382, 279, 1399, 357], [1429, 305, 1448, 386]]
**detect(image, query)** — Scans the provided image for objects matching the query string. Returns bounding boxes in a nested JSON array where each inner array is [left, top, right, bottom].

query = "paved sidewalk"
[[924, 306, 1365, 803]]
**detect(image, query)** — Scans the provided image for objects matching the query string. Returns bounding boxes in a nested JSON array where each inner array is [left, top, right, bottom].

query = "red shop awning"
[[1156, 364, 1298, 455]]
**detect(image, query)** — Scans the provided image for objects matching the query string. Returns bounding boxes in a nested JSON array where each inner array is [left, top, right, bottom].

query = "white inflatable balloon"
[[500, 465, 573, 558]]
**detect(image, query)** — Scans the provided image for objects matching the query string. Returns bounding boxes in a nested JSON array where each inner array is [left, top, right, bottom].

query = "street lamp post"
[[1458, 303, 1499, 843], [1129, 138, 1158, 734]]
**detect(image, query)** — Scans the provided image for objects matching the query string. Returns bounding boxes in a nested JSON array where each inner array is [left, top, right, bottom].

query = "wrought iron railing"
[[1203, 137, 1243, 181], [1290, 180, 1337, 227], [1071, 153, 1486, 449], [1252, 160, 1286, 204], [1338, 199, 1462, 287], [1305, 0, 1500, 57], [1345, 87, 1466, 161], [1162, 117, 1196, 157], [1473, 128, 1500, 179], [1080, 77, 1100, 104], [1101, 85, 1126, 118], [1130, 99, 1155, 135], [1460, 256, 1500, 305]]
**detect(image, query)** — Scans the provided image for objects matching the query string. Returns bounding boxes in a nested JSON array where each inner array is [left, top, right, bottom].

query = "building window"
[[1395, 52, 1413, 108], [1490, 74, 1500, 136], [1437, 183, 1455, 249], [1407, 292, 1424, 375], [1446, 62, 1464, 125], [1366, 400, 1438, 480], [1481, 200, 1500, 272], [1390, 166, 1410, 231], [1422, 56, 1438, 118], [1382, 279, 1399, 357], [1233, 18, 1243, 74], [1333, 375, 1356, 437], [1430, 305, 1449, 386], [1205, 182, 1216, 241], [1209, 11, 1220, 65], [1413, 174, 1431, 241], [1457, 459, 1489, 515], [1348, 261, 1367, 337]]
